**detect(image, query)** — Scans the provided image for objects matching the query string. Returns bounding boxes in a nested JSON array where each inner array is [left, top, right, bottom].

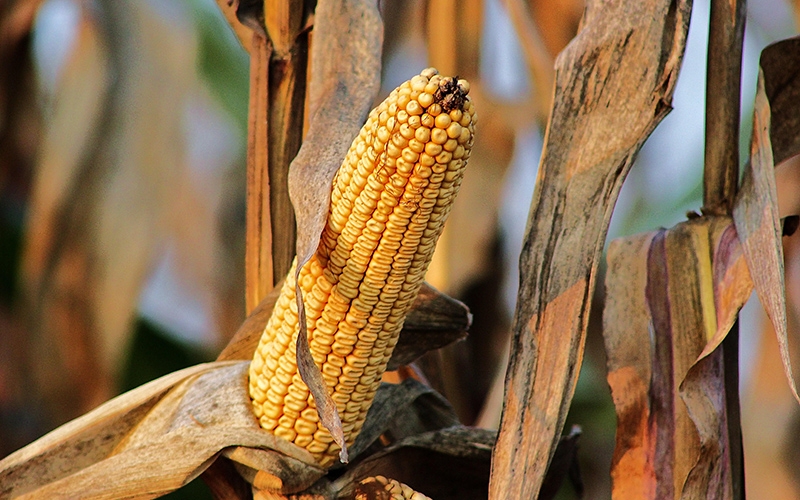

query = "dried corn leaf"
[[0, 361, 326, 499], [604, 217, 756, 499], [383, 282, 471, 371], [604, 232, 658, 498], [490, 0, 691, 496], [678, 220, 754, 500], [348, 379, 461, 460], [733, 37, 800, 403], [0, 360, 470, 498], [306, 426, 579, 500]]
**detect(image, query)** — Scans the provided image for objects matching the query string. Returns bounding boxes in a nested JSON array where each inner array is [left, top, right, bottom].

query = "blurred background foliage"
[[0, 0, 798, 498]]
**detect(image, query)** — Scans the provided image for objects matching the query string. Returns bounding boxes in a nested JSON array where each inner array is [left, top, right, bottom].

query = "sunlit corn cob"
[[355, 476, 432, 500], [249, 68, 475, 467]]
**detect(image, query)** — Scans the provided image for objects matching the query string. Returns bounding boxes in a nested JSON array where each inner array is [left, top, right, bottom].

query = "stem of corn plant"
[[245, 32, 275, 314], [703, 0, 745, 214], [703, 0, 746, 497], [245, 1, 311, 314]]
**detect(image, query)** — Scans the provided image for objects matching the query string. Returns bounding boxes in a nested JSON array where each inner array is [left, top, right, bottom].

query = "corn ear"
[[249, 68, 476, 467]]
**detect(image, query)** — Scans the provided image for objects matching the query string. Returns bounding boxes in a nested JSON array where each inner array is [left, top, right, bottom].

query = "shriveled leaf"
[[698, 223, 753, 359], [604, 217, 755, 499], [758, 38, 800, 166], [604, 232, 658, 499], [305, 426, 581, 500], [680, 349, 731, 500], [0, 362, 325, 499], [348, 379, 461, 461], [232, 0, 266, 37], [285, 0, 383, 463], [385, 283, 471, 371], [490, 0, 692, 496], [733, 38, 800, 403], [675, 224, 752, 500]]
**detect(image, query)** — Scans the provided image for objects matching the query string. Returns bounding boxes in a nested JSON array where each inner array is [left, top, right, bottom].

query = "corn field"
[[1, 0, 800, 498]]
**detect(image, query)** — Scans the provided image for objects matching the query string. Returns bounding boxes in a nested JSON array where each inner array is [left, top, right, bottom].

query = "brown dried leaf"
[[385, 283, 471, 371], [604, 217, 755, 499], [0, 362, 325, 499], [286, 0, 383, 464], [733, 38, 800, 403], [348, 379, 461, 460], [697, 223, 753, 360], [758, 38, 800, 167], [604, 232, 659, 499], [679, 349, 732, 500], [675, 220, 748, 500], [490, 0, 691, 496], [233, 0, 266, 37]]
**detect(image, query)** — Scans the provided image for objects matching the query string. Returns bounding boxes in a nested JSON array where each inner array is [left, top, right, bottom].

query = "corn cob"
[[355, 476, 432, 500], [249, 68, 475, 467]]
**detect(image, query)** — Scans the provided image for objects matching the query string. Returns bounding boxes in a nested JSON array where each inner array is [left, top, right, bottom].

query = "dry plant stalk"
[[489, 0, 691, 496], [602, 36, 800, 500]]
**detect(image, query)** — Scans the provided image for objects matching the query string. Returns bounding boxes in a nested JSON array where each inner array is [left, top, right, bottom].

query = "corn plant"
[[1, 0, 799, 499]]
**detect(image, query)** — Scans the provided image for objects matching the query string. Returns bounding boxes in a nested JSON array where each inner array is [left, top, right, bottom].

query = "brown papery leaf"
[[604, 217, 755, 499], [663, 225, 751, 499], [733, 38, 800, 403], [348, 379, 461, 460], [697, 223, 753, 360], [0, 362, 326, 499], [680, 349, 731, 500], [759, 38, 800, 167], [286, 0, 383, 464], [604, 232, 659, 499], [490, 0, 691, 496]]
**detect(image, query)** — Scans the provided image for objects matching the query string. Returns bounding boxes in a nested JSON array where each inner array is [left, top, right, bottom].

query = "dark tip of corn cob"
[[433, 76, 468, 112]]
